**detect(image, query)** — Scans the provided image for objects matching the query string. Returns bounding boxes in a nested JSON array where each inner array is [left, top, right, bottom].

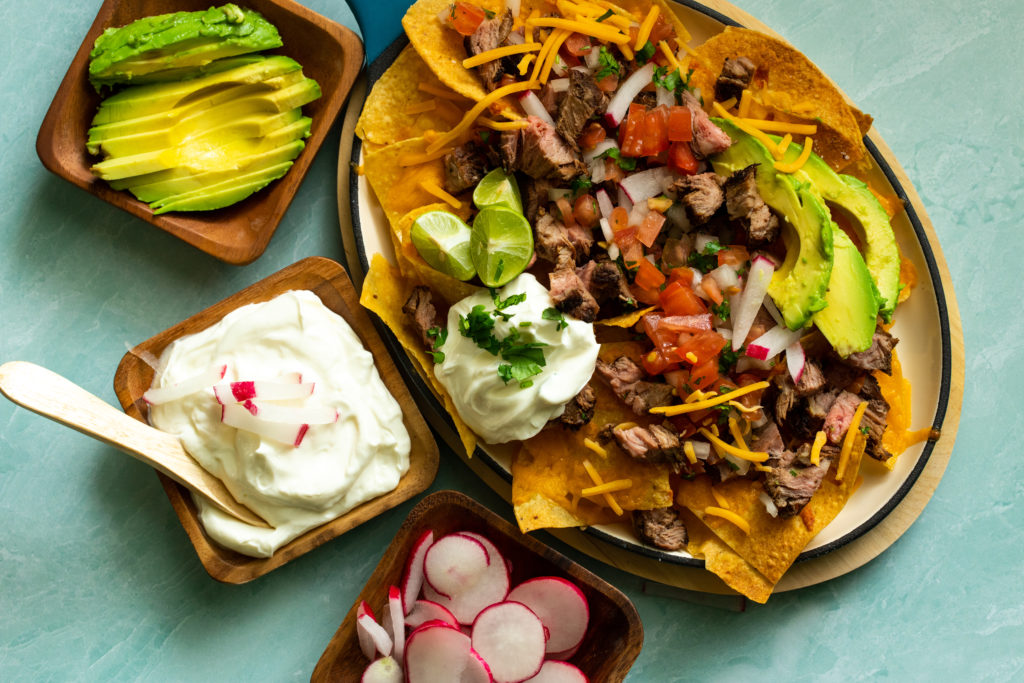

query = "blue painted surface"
[[1, 0, 1021, 680]]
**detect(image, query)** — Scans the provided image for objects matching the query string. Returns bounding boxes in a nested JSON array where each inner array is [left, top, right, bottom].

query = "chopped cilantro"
[[860, 425, 871, 435], [478, 130, 490, 143], [482, 8, 495, 18], [595, 46, 621, 80], [459, 302, 550, 388], [519, 321, 532, 327], [726, 459, 740, 471], [570, 176, 593, 197], [429, 350, 446, 363], [635, 41, 656, 64], [789, 468, 799, 477], [687, 240, 725, 273], [490, 289, 526, 321], [652, 65, 682, 93], [595, 9, 614, 22], [458, 304, 500, 355], [542, 307, 569, 331], [426, 326, 448, 364], [596, 147, 637, 171], [718, 343, 742, 375], [711, 300, 731, 320]]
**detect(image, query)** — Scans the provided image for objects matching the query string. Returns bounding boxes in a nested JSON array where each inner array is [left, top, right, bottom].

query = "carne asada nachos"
[[356, 0, 933, 602]]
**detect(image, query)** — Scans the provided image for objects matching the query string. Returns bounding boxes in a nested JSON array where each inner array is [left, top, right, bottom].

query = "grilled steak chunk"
[[521, 177, 551, 225], [795, 359, 826, 397], [443, 143, 488, 194], [519, 116, 586, 181], [843, 327, 898, 374], [724, 164, 779, 244], [764, 442, 833, 518], [595, 356, 675, 415], [577, 258, 636, 312], [499, 129, 521, 173], [534, 213, 574, 264], [465, 10, 514, 92], [613, 423, 683, 470], [633, 507, 688, 551], [549, 252, 600, 322], [714, 56, 756, 102], [857, 375, 893, 461], [556, 69, 607, 149], [670, 172, 724, 224], [751, 420, 785, 456], [806, 389, 839, 419], [823, 390, 861, 443], [557, 383, 596, 429], [402, 286, 440, 348], [681, 90, 732, 157]]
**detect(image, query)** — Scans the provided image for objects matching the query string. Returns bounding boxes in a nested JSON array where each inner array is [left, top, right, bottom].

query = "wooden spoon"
[[0, 361, 271, 528]]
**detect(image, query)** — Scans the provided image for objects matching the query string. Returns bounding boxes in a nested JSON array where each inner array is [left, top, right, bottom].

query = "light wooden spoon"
[[0, 361, 270, 528]]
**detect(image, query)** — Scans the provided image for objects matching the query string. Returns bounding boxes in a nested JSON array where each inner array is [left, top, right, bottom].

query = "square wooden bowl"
[[112, 257, 439, 583], [36, 0, 364, 265], [311, 490, 644, 682]]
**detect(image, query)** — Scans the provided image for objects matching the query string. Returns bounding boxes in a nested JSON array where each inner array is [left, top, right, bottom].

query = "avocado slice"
[[813, 228, 880, 356], [149, 161, 295, 214], [711, 119, 834, 330], [89, 4, 282, 88]]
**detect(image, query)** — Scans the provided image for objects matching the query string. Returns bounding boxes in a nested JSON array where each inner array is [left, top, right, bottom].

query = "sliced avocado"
[[813, 229, 880, 356], [775, 142, 901, 320], [89, 4, 282, 88], [150, 161, 295, 214], [711, 119, 834, 330]]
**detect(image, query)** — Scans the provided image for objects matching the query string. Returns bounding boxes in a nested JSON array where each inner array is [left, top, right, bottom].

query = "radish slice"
[[406, 600, 459, 630], [143, 364, 226, 404], [582, 139, 617, 165], [594, 189, 614, 219], [362, 656, 403, 683], [220, 403, 309, 447], [357, 613, 394, 659], [746, 323, 804, 361], [424, 534, 510, 624], [239, 400, 338, 424], [388, 586, 406, 666], [217, 379, 314, 402], [471, 602, 547, 683], [548, 641, 582, 661], [786, 340, 806, 383], [525, 661, 589, 682], [763, 294, 784, 325], [520, 92, 555, 128], [463, 649, 494, 683], [423, 533, 491, 599], [731, 255, 775, 350], [619, 167, 672, 204], [404, 622, 473, 683], [507, 577, 589, 654], [356, 601, 378, 660], [605, 62, 655, 126], [402, 530, 434, 614]]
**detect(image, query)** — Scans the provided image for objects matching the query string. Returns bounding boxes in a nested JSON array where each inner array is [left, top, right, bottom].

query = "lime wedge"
[[473, 168, 523, 213], [470, 206, 534, 288], [410, 211, 477, 281]]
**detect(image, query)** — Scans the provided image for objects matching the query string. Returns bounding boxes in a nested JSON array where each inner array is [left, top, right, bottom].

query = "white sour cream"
[[148, 290, 410, 558], [435, 273, 599, 444]]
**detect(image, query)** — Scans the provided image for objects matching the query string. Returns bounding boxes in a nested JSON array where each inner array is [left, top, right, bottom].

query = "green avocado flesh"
[[711, 119, 833, 330], [813, 228, 879, 356], [88, 4, 282, 88]]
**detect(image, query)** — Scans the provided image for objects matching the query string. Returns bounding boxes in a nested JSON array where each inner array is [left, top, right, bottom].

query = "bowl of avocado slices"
[[37, 0, 364, 265]]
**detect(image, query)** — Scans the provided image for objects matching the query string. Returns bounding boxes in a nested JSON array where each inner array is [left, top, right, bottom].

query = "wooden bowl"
[[36, 0, 364, 265], [112, 257, 439, 583], [311, 490, 644, 682]]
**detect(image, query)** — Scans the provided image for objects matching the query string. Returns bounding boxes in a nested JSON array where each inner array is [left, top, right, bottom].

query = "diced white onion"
[[685, 440, 712, 460], [607, 243, 620, 260], [507, 30, 525, 45], [549, 77, 570, 93], [736, 356, 774, 373], [759, 491, 779, 518], [716, 327, 733, 340], [627, 198, 649, 227], [584, 45, 601, 70], [709, 265, 739, 292], [724, 453, 751, 475], [547, 188, 571, 202], [583, 139, 618, 164], [620, 166, 673, 204], [552, 54, 568, 77], [604, 62, 656, 125], [656, 85, 674, 108], [599, 217, 614, 243], [665, 203, 691, 231], [694, 233, 717, 253], [589, 159, 606, 183]]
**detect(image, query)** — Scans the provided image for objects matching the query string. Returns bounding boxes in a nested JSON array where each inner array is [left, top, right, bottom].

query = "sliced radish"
[[402, 530, 434, 614], [404, 622, 473, 683], [763, 294, 784, 325], [582, 139, 617, 165], [746, 323, 804, 361], [362, 656, 403, 683], [239, 400, 338, 424], [143, 364, 226, 404], [520, 92, 555, 128], [463, 649, 495, 683], [594, 189, 614, 219], [786, 339, 806, 383], [388, 586, 406, 666], [605, 62, 655, 126], [356, 601, 378, 660], [423, 547, 511, 626], [357, 613, 394, 659], [506, 578, 589, 655], [731, 255, 775, 351], [619, 167, 672, 204], [220, 402, 309, 447], [525, 661, 589, 682], [406, 600, 459, 630], [218, 379, 314, 402], [472, 602, 547, 683], [423, 533, 491, 599]]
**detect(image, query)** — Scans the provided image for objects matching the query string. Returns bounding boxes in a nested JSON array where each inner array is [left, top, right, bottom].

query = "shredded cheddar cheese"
[[710, 487, 730, 510], [704, 506, 750, 534], [524, 9, 539, 42], [738, 89, 753, 118], [527, 17, 630, 44], [517, 53, 535, 75], [651, 381, 769, 416], [684, 351, 699, 364], [685, 388, 715, 403], [619, 43, 634, 61], [699, 428, 769, 462], [583, 437, 607, 458], [727, 399, 760, 415], [463, 42, 542, 68], [711, 102, 779, 154], [477, 116, 529, 131], [592, 0, 638, 19], [739, 118, 818, 136], [683, 441, 698, 464], [426, 80, 538, 154], [582, 459, 623, 516], [728, 417, 748, 451], [658, 40, 681, 72], [775, 133, 793, 159], [774, 136, 814, 173], [835, 401, 868, 482], [754, 463, 772, 472], [717, 96, 737, 110], [634, 5, 660, 50], [398, 146, 454, 167], [418, 180, 462, 209], [541, 30, 574, 83], [810, 430, 827, 466], [530, 28, 562, 82], [582, 479, 633, 496]]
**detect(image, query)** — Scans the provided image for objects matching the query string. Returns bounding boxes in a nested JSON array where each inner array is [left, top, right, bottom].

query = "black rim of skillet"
[[349, 4, 953, 569]]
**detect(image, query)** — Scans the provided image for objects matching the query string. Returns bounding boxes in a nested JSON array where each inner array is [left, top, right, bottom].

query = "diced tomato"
[[648, 14, 676, 45], [640, 105, 670, 156], [578, 122, 606, 150], [676, 330, 726, 367], [667, 106, 692, 142], [689, 358, 720, 391], [619, 103, 646, 157], [668, 266, 697, 286], [637, 210, 666, 247], [596, 73, 619, 92], [564, 33, 593, 57], [659, 280, 707, 316], [700, 275, 724, 304], [668, 141, 698, 175], [573, 193, 599, 228], [641, 313, 678, 350], [610, 206, 630, 233], [658, 313, 712, 333], [640, 348, 679, 376], [449, 2, 487, 35], [717, 245, 750, 268], [555, 196, 577, 229], [634, 258, 666, 290], [631, 283, 662, 306]]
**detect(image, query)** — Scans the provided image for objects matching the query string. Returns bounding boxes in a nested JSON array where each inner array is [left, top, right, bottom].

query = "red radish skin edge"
[[525, 660, 589, 682], [401, 530, 434, 615], [463, 649, 494, 683], [405, 600, 459, 630], [357, 613, 394, 659], [471, 601, 547, 683], [388, 586, 405, 666], [423, 533, 491, 600], [507, 577, 589, 654], [404, 622, 473, 683], [356, 602, 377, 660]]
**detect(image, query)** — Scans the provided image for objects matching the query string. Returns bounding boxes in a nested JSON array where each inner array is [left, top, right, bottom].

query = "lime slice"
[[410, 211, 477, 281], [473, 168, 523, 213], [470, 206, 534, 288]]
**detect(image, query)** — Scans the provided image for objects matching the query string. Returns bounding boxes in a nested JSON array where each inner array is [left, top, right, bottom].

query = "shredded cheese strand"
[[634, 5, 660, 50], [699, 427, 769, 462], [728, 417, 748, 451], [531, 28, 562, 82], [810, 430, 827, 466], [619, 42, 634, 60], [426, 80, 538, 154], [582, 459, 623, 516], [775, 133, 793, 159], [418, 180, 462, 209], [727, 399, 760, 415], [704, 506, 750, 534], [526, 17, 630, 44], [774, 136, 814, 173], [398, 146, 454, 167], [583, 437, 607, 457], [738, 89, 753, 118], [835, 401, 868, 482], [658, 40, 681, 72], [683, 441, 697, 464], [651, 381, 769, 416], [710, 487, 730, 510], [582, 479, 633, 496], [540, 29, 572, 83], [739, 118, 818, 135], [463, 42, 542, 68], [524, 9, 540, 42], [517, 53, 535, 75], [477, 116, 529, 131], [717, 96, 737, 110], [592, 0, 639, 19], [711, 102, 779, 155]]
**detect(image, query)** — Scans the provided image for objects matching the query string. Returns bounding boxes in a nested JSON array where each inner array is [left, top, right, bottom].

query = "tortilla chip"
[[596, 306, 655, 328], [690, 27, 867, 171], [681, 508, 774, 603], [393, 204, 482, 307], [357, 45, 471, 145], [363, 137, 455, 229]]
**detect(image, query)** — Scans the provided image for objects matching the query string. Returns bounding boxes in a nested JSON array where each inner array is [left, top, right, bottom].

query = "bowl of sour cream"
[[113, 257, 439, 583]]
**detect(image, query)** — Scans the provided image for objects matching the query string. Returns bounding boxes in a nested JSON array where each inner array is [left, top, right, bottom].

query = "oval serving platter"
[[339, 0, 965, 593]]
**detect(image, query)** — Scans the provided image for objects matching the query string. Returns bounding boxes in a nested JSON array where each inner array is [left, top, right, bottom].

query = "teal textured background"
[[1, 0, 1021, 680]]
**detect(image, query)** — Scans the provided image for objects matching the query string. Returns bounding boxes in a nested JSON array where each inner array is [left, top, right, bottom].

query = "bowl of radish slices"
[[312, 490, 643, 683]]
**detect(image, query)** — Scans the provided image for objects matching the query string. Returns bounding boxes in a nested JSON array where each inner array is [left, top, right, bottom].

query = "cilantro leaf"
[[499, 342, 548, 387], [430, 350, 446, 363], [595, 9, 614, 22], [426, 326, 448, 364], [711, 300, 730, 320], [687, 240, 725, 273], [860, 425, 871, 435], [542, 307, 569, 331], [570, 176, 593, 197], [635, 41, 656, 64], [718, 343, 742, 375], [652, 65, 682, 93], [596, 147, 637, 171], [458, 305, 500, 355], [482, 8, 495, 18], [595, 46, 621, 80]]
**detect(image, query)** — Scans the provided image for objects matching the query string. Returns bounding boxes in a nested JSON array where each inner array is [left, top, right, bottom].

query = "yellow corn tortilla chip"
[[596, 305, 655, 328], [357, 45, 471, 145], [363, 137, 455, 229], [689, 27, 867, 171], [681, 507, 774, 604]]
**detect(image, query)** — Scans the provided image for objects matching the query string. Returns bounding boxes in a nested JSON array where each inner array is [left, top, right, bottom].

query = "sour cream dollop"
[[148, 290, 410, 558], [435, 273, 599, 444]]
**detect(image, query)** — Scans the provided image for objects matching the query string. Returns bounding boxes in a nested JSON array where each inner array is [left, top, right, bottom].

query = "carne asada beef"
[[576, 258, 636, 312], [464, 10, 515, 92], [402, 286, 440, 348], [669, 172, 724, 224], [794, 359, 826, 397], [521, 177, 551, 225], [565, 222, 594, 261], [821, 356, 861, 391], [680, 90, 732, 157], [498, 128, 521, 173], [518, 116, 586, 181], [633, 506, 688, 551], [772, 373, 795, 422], [556, 383, 596, 429], [823, 390, 860, 444], [764, 442, 834, 518], [549, 251, 600, 322], [613, 422, 684, 471], [534, 213, 574, 264], [538, 82, 562, 116], [443, 142, 488, 194], [842, 327, 898, 374], [806, 389, 839, 419], [855, 375, 893, 461], [556, 69, 607, 149], [661, 237, 690, 269], [595, 356, 675, 415], [723, 165, 779, 244], [751, 420, 785, 456], [714, 56, 756, 102]]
